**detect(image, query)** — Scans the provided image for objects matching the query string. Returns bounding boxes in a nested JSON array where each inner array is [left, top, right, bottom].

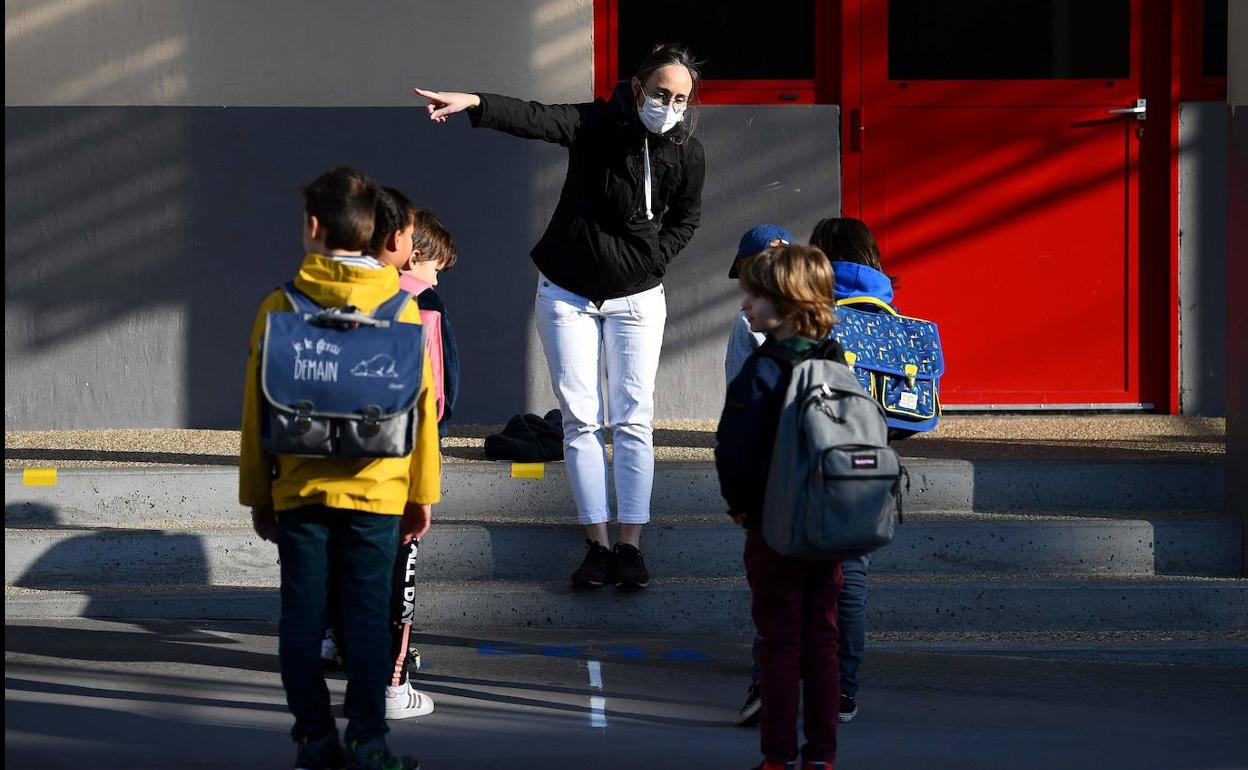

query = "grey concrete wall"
[[1228, 0, 1248, 575], [3, 1, 841, 428], [1178, 102, 1229, 416], [4, 0, 594, 106], [4, 104, 840, 429], [3, 106, 553, 428]]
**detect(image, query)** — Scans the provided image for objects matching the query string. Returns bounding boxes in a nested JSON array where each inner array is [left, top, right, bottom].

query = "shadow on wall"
[[2, 0, 575, 430], [3, 0, 843, 428], [5, 107, 197, 428], [3, 106, 843, 427], [4, 105, 561, 429]]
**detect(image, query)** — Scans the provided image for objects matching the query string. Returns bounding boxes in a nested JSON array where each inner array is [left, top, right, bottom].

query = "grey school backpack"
[[762, 349, 904, 560]]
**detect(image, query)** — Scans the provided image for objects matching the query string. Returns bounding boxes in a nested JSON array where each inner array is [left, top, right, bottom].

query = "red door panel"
[[855, 0, 1152, 407]]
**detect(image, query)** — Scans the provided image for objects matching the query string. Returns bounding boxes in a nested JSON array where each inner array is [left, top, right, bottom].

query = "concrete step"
[[4, 460, 1225, 531], [7, 575, 1245, 633], [7, 517, 1242, 588]]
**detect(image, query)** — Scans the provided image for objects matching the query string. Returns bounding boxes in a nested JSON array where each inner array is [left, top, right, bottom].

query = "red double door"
[[845, 0, 1165, 408]]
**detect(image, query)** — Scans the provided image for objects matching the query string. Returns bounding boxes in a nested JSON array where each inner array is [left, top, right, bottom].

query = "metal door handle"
[[1107, 98, 1146, 120]]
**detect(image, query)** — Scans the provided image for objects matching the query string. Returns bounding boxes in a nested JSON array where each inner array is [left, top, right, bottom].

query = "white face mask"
[[637, 92, 685, 135]]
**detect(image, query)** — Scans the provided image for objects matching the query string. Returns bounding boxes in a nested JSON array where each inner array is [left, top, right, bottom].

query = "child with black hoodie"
[[716, 243, 846, 770], [734, 218, 890, 728]]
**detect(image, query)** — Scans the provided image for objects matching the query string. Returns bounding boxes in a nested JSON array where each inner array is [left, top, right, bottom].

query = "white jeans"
[[534, 274, 667, 526]]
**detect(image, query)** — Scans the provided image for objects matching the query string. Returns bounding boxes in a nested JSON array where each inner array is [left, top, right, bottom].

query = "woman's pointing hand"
[[413, 88, 481, 123]]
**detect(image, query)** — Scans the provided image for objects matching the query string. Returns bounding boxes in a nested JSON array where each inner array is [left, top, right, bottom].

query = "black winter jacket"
[[469, 83, 705, 302]]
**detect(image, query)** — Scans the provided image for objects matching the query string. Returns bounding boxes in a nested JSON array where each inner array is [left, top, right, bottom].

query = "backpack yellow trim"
[[836, 296, 898, 315]]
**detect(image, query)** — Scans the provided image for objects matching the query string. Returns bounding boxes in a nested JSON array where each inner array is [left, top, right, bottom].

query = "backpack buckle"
[[359, 405, 383, 437], [903, 363, 918, 389], [293, 401, 315, 434], [314, 305, 365, 331]]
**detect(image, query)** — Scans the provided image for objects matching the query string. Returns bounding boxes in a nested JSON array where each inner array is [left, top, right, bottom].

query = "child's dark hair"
[[738, 244, 836, 340], [370, 187, 413, 256], [808, 217, 883, 271], [803, 217, 883, 272], [808, 215, 898, 288], [302, 166, 379, 252]]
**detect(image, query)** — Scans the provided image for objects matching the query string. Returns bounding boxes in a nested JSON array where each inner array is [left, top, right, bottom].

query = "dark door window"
[[1202, 0, 1227, 78], [888, 0, 1130, 80], [618, 0, 815, 80], [598, 0, 832, 103]]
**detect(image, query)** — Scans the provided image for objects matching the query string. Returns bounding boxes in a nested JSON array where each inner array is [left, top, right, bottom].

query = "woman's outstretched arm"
[[414, 87, 588, 147]]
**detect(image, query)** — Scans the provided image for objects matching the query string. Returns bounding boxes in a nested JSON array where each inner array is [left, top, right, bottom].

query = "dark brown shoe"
[[612, 542, 650, 590], [571, 539, 614, 588]]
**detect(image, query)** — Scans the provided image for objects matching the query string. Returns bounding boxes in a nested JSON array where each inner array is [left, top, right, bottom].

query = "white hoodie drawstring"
[[643, 136, 653, 221]]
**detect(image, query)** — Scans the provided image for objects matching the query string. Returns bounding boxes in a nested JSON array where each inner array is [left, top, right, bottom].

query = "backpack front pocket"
[[810, 446, 901, 553], [881, 375, 937, 420]]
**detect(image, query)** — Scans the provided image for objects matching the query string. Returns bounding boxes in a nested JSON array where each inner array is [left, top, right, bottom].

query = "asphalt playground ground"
[[5, 620, 1248, 770], [5, 416, 1241, 768]]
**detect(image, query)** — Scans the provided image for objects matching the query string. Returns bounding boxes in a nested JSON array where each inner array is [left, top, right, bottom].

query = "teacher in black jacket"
[[415, 44, 705, 591]]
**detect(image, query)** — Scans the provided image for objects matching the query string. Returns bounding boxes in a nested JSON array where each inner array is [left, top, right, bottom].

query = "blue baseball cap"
[[730, 224, 794, 278]]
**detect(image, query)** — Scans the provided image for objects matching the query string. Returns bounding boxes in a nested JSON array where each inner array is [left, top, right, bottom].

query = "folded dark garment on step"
[[483, 409, 564, 462]]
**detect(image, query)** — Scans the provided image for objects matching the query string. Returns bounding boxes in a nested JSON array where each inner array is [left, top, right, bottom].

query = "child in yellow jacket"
[[239, 166, 437, 770]]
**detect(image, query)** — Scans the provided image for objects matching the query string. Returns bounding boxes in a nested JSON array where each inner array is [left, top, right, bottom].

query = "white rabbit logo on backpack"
[[351, 354, 399, 379]]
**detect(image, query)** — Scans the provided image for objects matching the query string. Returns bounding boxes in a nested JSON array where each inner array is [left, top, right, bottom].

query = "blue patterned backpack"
[[831, 296, 944, 434]]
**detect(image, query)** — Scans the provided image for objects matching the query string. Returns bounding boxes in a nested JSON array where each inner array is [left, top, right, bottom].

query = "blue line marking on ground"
[[599, 645, 646, 660], [539, 645, 589, 659], [476, 642, 524, 656]]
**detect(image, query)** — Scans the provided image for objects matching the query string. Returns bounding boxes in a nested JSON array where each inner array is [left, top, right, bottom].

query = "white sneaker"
[[385, 681, 435, 720]]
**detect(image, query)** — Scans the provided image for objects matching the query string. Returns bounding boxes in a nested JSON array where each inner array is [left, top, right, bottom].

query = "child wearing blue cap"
[[725, 224, 794, 383]]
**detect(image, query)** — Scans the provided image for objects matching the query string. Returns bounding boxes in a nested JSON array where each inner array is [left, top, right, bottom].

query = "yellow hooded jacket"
[[239, 254, 441, 514]]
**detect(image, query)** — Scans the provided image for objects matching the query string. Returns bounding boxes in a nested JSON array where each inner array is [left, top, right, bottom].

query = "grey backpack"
[[762, 350, 904, 560]]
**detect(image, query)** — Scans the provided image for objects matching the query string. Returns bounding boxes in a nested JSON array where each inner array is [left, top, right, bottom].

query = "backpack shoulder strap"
[[281, 281, 322, 315], [416, 288, 446, 313], [814, 337, 847, 365], [755, 340, 804, 368], [373, 289, 414, 322]]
